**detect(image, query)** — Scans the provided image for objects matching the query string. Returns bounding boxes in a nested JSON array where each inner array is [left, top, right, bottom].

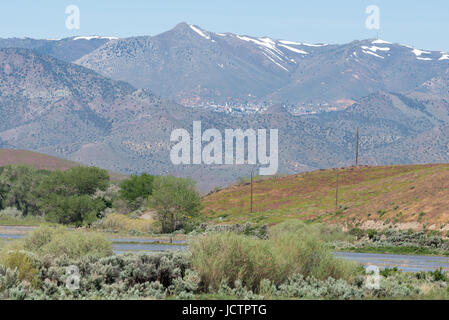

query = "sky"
[[1, 0, 448, 51]]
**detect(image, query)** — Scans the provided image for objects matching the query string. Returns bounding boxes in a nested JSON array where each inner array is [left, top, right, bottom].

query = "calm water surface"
[[2, 231, 449, 272]]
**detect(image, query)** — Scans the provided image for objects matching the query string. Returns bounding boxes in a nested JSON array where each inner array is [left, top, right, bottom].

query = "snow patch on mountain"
[[361, 46, 390, 52], [363, 50, 384, 59], [236, 35, 288, 67], [262, 52, 289, 71], [279, 40, 303, 46], [73, 36, 118, 41], [189, 25, 211, 40], [302, 43, 328, 47], [279, 44, 308, 55], [372, 39, 392, 45], [412, 49, 431, 57], [439, 53, 449, 60]]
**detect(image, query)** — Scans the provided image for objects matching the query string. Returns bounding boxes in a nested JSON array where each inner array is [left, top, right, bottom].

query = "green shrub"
[[190, 221, 357, 292], [418, 212, 426, 222], [21, 226, 113, 259], [22, 226, 65, 252], [0, 251, 39, 285], [430, 268, 447, 282], [269, 222, 356, 281], [367, 229, 378, 240], [269, 220, 351, 243], [427, 230, 441, 238], [38, 231, 112, 259], [0, 251, 190, 300], [0, 207, 23, 218], [190, 232, 276, 292], [380, 267, 399, 278], [377, 210, 387, 218], [349, 228, 365, 240], [93, 213, 158, 234]]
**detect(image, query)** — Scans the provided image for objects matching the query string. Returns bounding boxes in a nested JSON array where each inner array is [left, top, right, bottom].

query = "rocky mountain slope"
[[0, 36, 116, 62], [75, 23, 449, 108], [1, 27, 449, 192]]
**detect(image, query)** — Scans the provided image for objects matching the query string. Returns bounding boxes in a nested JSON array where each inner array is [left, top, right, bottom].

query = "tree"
[[37, 166, 109, 197], [0, 165, 48, 215], [42, 195, 106, 226], [149, 176, 202, 233], [36, 166, 110, 225], [119, 173, 154, 209]]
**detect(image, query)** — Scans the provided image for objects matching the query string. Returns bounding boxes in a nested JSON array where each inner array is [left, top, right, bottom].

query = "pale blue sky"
[[1, 0, 448, 51]]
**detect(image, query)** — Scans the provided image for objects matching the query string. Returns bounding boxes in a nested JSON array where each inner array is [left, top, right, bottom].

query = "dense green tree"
[[0, 165, 110, 225], [119, 173, 154, 209], [37, 166, 109, 197], [149, 176, 202, 233], [36, 167, 110, 225], [42, 195, 106, 226], [0, 165, 48, 215]]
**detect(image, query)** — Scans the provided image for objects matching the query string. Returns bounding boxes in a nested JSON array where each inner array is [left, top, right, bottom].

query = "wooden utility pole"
[[250, 169, 254, 213], [335, 169, 339, 212], [356, 127, 359, 166]]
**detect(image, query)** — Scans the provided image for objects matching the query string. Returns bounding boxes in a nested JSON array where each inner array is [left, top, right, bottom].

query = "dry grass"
[[189, 221, 357, 292], [202, 164, 449, 228], [94, 213, 159, 234]]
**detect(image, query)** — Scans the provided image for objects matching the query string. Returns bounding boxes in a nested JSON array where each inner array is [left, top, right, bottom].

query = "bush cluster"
[[2, 226, 113, 260], [190, 221, 358, 292], [92, 213, 159, 234], [2, 221, 449, 300], [192, 222, 268, 239], [2, 251, 446, 300], [333, 228, 449, 253], [0, 252, 192, 300]]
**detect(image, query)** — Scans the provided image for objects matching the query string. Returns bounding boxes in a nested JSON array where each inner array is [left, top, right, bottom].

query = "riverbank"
[[3, 223, 449, 273], [2, 225, 449, 300], [337, 246, 449, 257]]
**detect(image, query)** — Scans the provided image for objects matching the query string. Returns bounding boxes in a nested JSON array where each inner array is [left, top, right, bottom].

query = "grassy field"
[[0, 216, 45, 226], [202, 164, 449, 229]]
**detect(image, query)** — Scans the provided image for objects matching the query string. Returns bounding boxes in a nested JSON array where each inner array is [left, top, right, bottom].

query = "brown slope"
[[0, 149, 126, 181], [202, 164, 449, 230]]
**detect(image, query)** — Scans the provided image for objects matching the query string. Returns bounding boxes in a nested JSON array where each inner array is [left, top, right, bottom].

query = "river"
[[2, 231, 449, 272]]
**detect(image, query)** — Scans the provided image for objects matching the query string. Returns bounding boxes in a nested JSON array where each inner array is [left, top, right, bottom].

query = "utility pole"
[[250, 169, 254, 213], [356, 127, 359, 166], [335, 169, 339, 212]]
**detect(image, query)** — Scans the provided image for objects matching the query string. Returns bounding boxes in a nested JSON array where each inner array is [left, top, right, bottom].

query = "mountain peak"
[[172, 22, 191, 31], [170, 22, 212, 40]]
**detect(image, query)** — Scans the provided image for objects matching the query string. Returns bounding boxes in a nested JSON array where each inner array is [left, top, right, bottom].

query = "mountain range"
[[1, 23, 449, 191], [75, 23, 449, 108]]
